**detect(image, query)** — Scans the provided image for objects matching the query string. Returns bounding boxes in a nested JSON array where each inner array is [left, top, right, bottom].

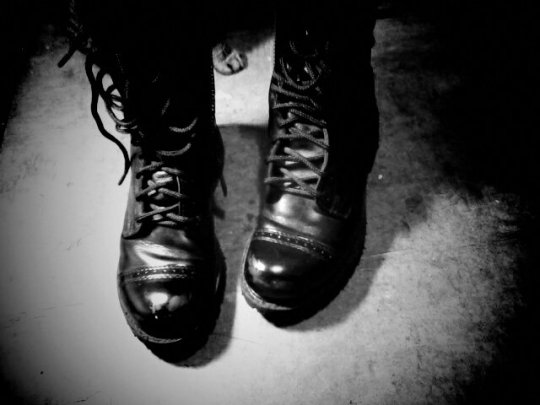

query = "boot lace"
[[85, 56, 206, 226], [265, 35, 329, 199], [61, 38, 205, 227], [133, 138, 199, 227]]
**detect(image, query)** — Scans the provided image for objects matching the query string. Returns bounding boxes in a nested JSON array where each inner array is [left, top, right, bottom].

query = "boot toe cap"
[[244, 238, 329, 306], [118, 268, 207, 343]]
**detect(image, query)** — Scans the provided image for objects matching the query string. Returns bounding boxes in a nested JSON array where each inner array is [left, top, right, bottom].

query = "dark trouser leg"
[[242, 0, 379, 322]]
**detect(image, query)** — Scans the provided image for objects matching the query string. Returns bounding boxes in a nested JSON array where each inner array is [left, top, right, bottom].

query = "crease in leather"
[[261, 192, 348, 247]]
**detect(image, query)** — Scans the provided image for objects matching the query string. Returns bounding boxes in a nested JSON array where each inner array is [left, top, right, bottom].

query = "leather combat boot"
[[241, 2, 379, 323], [62, 1, 225, 353]]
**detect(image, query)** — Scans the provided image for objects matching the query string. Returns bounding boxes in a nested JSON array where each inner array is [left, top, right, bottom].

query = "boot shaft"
[[271, 1, 379, 218], [65, 1, 225, 235], [70, 0, 218, 149]]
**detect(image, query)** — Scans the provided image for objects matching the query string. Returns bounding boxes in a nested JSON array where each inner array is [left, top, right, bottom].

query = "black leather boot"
[[116, 117, 226, 349], [241, 2, 379, 323], [64, 1, 225, 353]]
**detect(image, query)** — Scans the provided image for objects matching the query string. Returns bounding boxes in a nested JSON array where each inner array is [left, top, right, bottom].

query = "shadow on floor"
[[437, 4, 539, 404], [170, 123, 269, 365], [375, 1, 539, 402]]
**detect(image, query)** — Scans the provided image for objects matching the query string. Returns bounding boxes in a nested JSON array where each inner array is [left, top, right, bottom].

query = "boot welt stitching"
[[253, 231, 333, 260], [120, 273, 193, 284], [121, 265, 196, 275], [119, 266, 197, 283]]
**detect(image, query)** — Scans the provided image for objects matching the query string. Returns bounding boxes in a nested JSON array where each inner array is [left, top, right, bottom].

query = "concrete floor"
[[1, 12, 538, 405]]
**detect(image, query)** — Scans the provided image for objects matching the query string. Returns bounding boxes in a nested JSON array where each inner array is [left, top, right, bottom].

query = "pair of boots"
[[64, 1, 379, 353]]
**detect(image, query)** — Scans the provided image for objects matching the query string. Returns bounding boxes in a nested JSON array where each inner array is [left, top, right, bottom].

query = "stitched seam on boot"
[[253, 230, 333, 260], [119, 266, 196, 283], [122, 265, 196, 275], [121, 273, 192, 283]]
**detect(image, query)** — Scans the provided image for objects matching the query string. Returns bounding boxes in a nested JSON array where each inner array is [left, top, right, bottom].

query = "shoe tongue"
[[148, 106, 199, 152], [147, 170, 176, 202], [153, 129, 194, 152], [145, 168, 181, 224], [278, 122, 325, 189], [122, 62, 202, 151], [287, 61, 313, 84], [284, 32, 327, 85]]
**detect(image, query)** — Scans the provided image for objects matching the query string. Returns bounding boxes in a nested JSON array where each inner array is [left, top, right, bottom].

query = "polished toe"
[[244, 236, 330, 307], [118, 267, 212, 343]]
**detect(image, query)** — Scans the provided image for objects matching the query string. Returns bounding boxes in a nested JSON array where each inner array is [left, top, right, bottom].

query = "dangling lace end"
[[84, 56, 132, 186], [58, 33, 85, 68], [58, 44, 77, 68], [117, 154, 132, 186], [219, 175, 228, 197]]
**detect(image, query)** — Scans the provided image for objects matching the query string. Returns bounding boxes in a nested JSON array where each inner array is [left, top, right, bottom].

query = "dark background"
[[2, 0, 538, 200]]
